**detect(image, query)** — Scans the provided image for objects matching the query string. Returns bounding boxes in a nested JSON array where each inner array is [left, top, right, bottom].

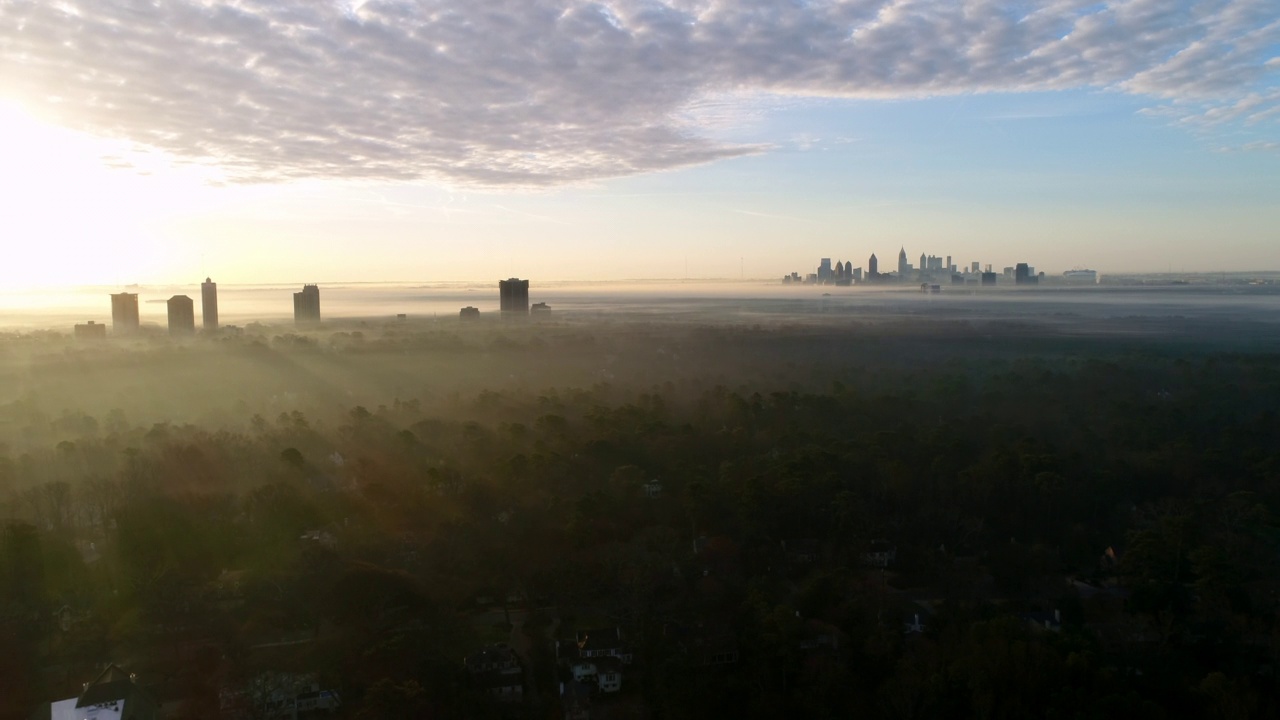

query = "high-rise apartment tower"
[[293, 284, 321, 324], [201, 277, 219, 330], [110, 293, 139, 334], [168, 295, 195, 334], [499, 278, 530, 314]]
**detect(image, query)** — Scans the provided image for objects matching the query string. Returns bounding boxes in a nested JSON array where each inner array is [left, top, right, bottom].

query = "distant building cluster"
[[462, 278, 548, 320], [75, 279, 239, 337], [78, 276, 554, 337], [783, 247, 1097, 289]]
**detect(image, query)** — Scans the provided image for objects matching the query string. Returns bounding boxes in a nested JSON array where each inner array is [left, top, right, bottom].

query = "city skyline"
[[0, 1, 1276, 289]]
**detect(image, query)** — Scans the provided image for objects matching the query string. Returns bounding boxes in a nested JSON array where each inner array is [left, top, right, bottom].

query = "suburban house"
[[465, 644, 520, 674], [664, 622, 740, 667], [594, 657, 623, 693], [564, 654, 623, 694], [694, 634, 740, 667], [573, 627, 634, 664], [32, 664, 160, 720], [799, 619, 842, 653], [474, 669, 525, 700], [226, 671, 341, 719], [465, 644, 524, 701], [293, 689, 342, 716], [1021, 609, 1063, 633], [568, 656, 597, 684], [556, 627, 633, 694], [904, 613, 926, 634], [782, 538, 821, 565], [865, 539, 897, 568]]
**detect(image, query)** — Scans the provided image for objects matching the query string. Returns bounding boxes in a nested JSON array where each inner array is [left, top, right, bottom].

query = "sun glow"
[[0, 101, 225, 291]]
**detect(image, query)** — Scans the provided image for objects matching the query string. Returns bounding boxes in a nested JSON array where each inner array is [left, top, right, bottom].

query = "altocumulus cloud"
[[0, 0, 1275, 186]]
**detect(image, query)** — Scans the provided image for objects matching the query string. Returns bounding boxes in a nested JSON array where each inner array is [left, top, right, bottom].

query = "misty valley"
[[3, 304, 1280, 719]]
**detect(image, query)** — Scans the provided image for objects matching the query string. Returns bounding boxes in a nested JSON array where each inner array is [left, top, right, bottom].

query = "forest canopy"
[[4, 313, 1280, 719]]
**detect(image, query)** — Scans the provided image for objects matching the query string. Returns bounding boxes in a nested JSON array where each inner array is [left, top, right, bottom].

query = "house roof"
[[473, 670, 523, 691], [37, 665, 159, 720], [594, 656, 623, 674], [76, 665, 138, 708], [786, 538, 820, 552], [576, 627, 624, 652], [465, 644, 519, 672]]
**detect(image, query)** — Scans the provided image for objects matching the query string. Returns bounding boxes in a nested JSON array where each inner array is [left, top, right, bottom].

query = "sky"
[[0, 0, 1277, 288]]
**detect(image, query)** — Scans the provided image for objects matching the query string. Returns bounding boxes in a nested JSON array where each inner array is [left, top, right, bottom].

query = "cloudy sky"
[[0, 0, 1277, 287]]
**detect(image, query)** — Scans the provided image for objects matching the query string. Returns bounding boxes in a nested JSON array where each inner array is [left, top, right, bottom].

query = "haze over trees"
[[3, 309, 1280, 718]]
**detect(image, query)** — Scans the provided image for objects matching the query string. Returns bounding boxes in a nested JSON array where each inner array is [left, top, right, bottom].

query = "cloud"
[[1174, 89, 1280, 127], [1216, 140, 1280, 153], [0, 0, 1275, 186]]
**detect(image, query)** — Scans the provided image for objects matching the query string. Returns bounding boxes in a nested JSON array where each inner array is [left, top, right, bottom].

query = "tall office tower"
[[834, 260, 845, 282], [167, 295, 195, 334], [898, 247, 908, 276], [201, 277, 219, 330], [946, 255, 952, 272], [851, 267, 863, 282], [971, 261, 980, 273], [919, 253, 926, 272], [868, 253, 878, 276], [110, 293, 139, 334], [817, 258, 833, 283], [293, 284, 321, 324], [499, 278, 530, 314], [1015, 263, 1031, 285]]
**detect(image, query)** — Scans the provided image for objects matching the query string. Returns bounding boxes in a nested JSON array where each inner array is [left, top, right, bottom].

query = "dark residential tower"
[[499, 278, 529, 314], [293, 284, 321, 324], [110, 292, 139, 334], [201, 277, 219, 330], [167, 295, 195, 334]]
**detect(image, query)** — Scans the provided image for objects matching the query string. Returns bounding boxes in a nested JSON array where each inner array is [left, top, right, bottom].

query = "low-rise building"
[[74, 321, 107, 339]]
